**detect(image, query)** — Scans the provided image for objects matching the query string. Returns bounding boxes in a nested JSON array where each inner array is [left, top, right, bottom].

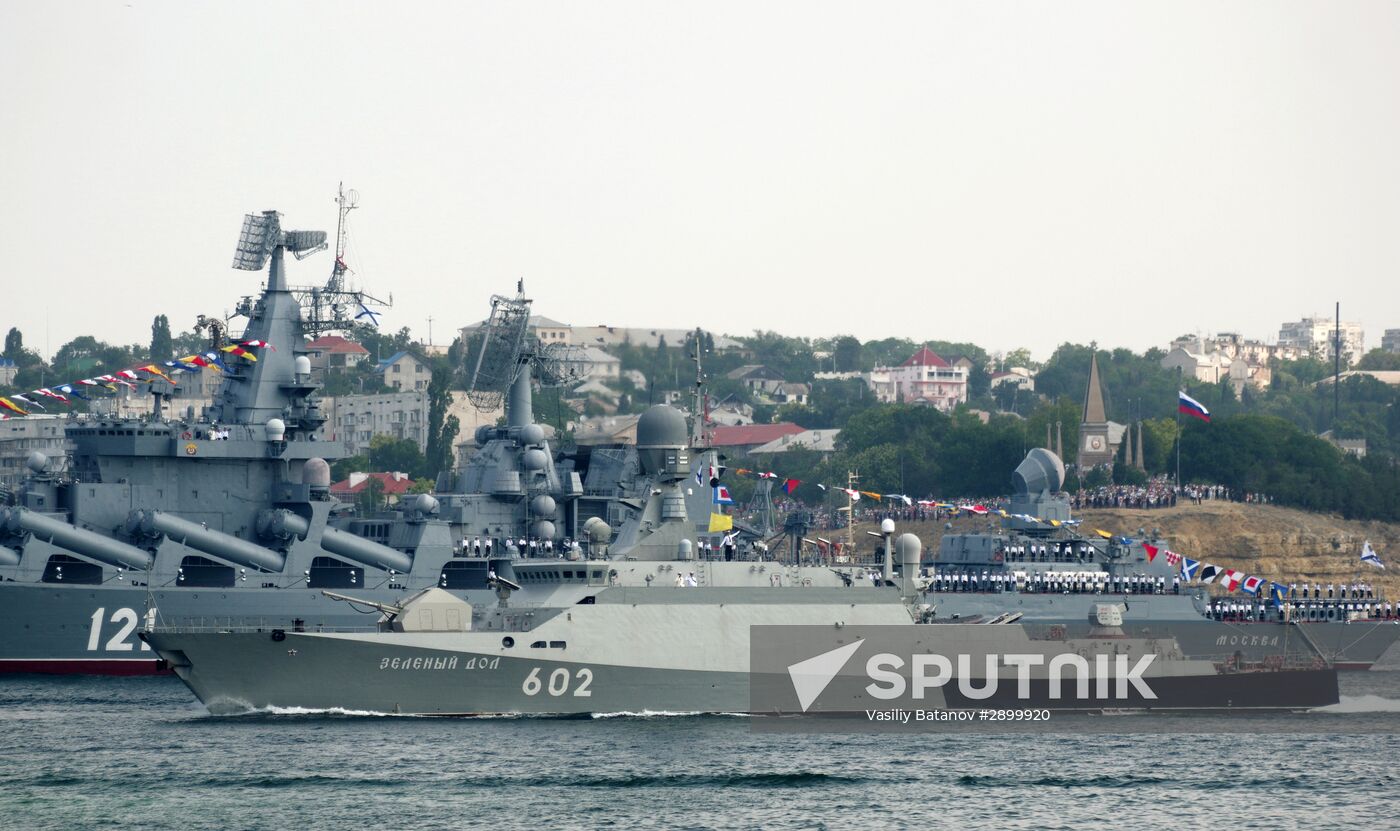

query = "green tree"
[[425, 365, 461, 481], [367, 434, 426, 477], [357, 477, 386, 515], [831, 336, 864, 372], [1357, 349, 1400, 371], [3, 328, 22, 361], [149, 315, 173, 362], [1002, 348, 1035, 371], [331, 454, 370, 482]]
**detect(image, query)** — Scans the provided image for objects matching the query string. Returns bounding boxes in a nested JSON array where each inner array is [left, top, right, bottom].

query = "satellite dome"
[[1012, 448, 1065, 495], [265, 418, 286, 442], [583, 516, 612, 544], [880, 518, 896, 535], [518, 424, 545, 445], [530, 494, 557, 517], [413, 494, 440, 516], [293, 355, 312, 376], [25, 451, 48, 474], [303, 458, 332, 488], [636, 405, 687, 449], [532, 519, 556, 540], [522, 448, 549, 471]]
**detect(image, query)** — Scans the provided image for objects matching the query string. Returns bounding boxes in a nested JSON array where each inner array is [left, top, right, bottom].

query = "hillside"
[[850, 501, 1400, 597]]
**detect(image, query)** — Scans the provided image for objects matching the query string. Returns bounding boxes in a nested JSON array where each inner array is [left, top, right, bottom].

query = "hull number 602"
[[522, 666, 593, 697]]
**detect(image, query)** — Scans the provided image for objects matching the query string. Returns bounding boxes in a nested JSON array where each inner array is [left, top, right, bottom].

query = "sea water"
[[2, 672, 1398, 830]]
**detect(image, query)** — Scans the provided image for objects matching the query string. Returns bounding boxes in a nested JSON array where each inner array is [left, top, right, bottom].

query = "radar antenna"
[[231, 210, 327, 272], [464, 282, 589, 414], [465, 285, 534, 412]]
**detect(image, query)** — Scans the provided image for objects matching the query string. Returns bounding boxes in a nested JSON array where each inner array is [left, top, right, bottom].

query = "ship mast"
[[328, 182, 357, 296], [846, 470, 858, 560], [689, 328, 709, 448], [285, 184, 390, 337]]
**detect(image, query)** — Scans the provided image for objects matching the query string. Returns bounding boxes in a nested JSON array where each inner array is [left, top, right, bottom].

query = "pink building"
[[868, 347, 969, 412]]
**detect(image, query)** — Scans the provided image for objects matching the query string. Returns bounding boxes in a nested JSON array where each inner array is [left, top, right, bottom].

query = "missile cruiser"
[[0, 206, 658, 674], [140, 418, 1339, 717]]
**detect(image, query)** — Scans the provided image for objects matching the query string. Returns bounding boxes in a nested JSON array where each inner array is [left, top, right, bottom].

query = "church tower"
[[1078, 353, 1114, 469]]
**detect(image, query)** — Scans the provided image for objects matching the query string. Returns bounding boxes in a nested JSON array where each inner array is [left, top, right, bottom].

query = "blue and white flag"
[[1361, 540, 1385, 570], [1180, 558, 1201, 582], [713, 485, 734, 505], [355, 301, 381, 327]]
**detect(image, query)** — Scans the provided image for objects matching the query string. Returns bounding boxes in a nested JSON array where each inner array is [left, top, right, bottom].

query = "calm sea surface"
[[3, 672, 1400, 830]]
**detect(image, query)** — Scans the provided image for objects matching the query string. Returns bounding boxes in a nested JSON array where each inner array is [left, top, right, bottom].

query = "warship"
[[913, 448, 1400, 670], [141, 407, 1339, 716], [0, 204, 671, 675]]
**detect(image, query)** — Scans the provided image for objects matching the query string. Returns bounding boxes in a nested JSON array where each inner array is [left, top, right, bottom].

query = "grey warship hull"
[[0, 580, 495, 674], [143, 597, 1341, 716], [11, 581, 1396, 674]]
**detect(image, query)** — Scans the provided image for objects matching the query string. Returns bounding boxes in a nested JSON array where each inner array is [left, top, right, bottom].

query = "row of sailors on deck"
[[1208, 599, 1399, 622], [924, 571, 1174, 595], [998, 543, 1097, 563], [459, 537, 568, 557], [1285, 583, 1376, 600]]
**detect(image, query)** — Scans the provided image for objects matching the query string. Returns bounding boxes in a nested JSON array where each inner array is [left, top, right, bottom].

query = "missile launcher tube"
[[141, 511, 287, 573], [0, 507, 153, 571], [320, 526, 414, 574]]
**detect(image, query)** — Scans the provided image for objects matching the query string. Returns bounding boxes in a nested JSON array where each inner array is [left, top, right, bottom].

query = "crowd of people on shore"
[[761, 477, 1271, 531]]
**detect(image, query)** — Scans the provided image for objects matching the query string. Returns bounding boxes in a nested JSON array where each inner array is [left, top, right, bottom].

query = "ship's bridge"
[[511, 561, 611, 587]]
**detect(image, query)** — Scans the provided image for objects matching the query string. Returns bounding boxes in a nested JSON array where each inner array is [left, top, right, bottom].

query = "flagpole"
[[1175, 397, 1182, 491]]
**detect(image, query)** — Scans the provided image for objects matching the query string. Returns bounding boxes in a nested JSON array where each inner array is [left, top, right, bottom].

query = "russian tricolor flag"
[[1178, 391, 1211, 423]]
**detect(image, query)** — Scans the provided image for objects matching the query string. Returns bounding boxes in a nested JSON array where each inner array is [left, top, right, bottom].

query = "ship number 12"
[[87, 608, 149, 652]]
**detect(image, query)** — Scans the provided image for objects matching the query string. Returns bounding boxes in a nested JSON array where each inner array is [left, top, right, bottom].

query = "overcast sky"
[[2, 1, 1397, 363]]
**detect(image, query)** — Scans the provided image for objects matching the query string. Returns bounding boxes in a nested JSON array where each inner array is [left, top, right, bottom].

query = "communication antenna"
[[327, 183, 358, 296], [280, 185, 391, 336]]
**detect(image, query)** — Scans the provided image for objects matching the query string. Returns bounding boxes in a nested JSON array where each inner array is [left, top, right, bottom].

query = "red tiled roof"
[[902, 347, 948, 368], [708, 422, 806, 447], [330, 472, 416, 496], [307, 335, 370, 355]]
